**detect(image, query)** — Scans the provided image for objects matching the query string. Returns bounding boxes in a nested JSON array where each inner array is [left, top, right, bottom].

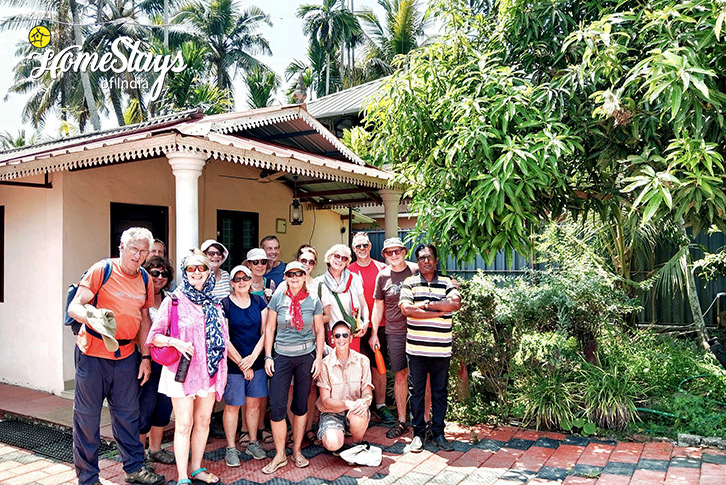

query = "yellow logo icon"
[[29, 26, 51, 48]]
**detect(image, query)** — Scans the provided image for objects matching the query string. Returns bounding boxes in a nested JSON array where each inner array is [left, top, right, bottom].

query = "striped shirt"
[[399, 274, 459, 358]]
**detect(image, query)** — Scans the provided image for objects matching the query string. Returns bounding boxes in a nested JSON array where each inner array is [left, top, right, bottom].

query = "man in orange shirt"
[[68, 227, 164, 485]]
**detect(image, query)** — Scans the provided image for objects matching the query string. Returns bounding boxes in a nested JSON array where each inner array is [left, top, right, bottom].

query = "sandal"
[[261, 429, 274, 444], [262, 459, 288, 474], [305, 429, 321, 446], [176, 480, 192, 485], [238, 430, 250, 446], [293, 454, 309, 468], [190, 467, 222, 484]]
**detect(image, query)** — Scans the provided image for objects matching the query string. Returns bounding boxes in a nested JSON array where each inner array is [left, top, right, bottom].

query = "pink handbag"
[[150, 296, 180, 366]]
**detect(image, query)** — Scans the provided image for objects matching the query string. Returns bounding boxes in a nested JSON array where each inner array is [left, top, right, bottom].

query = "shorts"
[[223, 370, 269, 406], [158, 365, 215, 399], [359, 328, 388, 368], [138, 362, 173, 433], [317, 412, 348, 438], [386, 333, 408, 373]]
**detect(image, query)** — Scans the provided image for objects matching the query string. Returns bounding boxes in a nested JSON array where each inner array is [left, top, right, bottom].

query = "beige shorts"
[[158, 365, 215, 399]]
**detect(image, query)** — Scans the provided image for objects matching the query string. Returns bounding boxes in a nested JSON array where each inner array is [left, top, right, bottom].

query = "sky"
[[0, 1, 386, 140]]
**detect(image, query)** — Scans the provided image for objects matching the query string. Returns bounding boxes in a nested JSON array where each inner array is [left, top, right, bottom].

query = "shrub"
[[581, 362, 640, 430]]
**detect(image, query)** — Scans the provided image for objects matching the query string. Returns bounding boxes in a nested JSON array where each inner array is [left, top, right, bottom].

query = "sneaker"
[[244, 441, 267, 460], [375, 406, 396, 425], [225, 447, 241, 467], [408, 436, 424, 453], [386, 420, 408, 439], [124, 467, 165, 485], [432, 434, 454, 451], [424, 421, 434, 442], [148, 448, 175, 465]]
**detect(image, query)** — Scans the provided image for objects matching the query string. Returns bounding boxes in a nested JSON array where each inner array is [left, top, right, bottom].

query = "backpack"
[[64, 259, 149, 335]]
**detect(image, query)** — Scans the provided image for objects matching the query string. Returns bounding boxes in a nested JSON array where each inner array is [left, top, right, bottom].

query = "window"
[[217, 210, 259, 273], [110, 203, 168, 257]]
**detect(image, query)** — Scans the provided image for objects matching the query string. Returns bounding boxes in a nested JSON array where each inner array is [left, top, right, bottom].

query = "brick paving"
[[0, 384, 725, 484]]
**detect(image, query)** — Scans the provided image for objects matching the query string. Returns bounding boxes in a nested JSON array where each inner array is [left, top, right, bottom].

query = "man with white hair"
[[68, 227, 164, 485]]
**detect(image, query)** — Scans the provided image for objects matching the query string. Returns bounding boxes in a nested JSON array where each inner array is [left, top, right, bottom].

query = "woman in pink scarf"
[[262, 261, 325, 474]]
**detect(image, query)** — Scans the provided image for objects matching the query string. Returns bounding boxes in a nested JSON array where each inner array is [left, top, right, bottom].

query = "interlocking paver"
[[577, 443, 615, 467], [609, 442, 644, 464], [630, 468, 666, 484], [545, 444, 586, 470]]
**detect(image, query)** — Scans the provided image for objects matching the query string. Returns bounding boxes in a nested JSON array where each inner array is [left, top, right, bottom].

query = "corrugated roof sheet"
[[306, 77, 387, 120]]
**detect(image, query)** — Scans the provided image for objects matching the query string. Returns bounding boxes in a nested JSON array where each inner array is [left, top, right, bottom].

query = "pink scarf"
[[286, 287, 309, 331]]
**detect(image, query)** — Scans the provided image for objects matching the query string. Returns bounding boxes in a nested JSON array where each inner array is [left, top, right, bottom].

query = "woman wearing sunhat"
[[147, 250, 229, 485], [201, 239, 231, 302], [262, 261, 325, 474], [244, 248, 276, 302]]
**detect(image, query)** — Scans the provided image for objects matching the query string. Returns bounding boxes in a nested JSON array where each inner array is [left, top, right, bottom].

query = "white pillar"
[[167, 151, 208, 266], [379, 189, 402, 239]]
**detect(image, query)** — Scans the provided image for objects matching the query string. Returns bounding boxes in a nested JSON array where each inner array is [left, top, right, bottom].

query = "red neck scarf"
[[286, 286, 309, 331]]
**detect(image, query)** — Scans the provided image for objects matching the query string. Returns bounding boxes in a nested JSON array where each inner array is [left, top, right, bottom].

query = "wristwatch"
[[264, 356, 274, 361], [141, 355, 151, 360]]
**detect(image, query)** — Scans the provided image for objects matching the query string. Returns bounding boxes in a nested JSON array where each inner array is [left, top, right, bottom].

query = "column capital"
[[378, 188, 402, 203], [166, 150, 208, 175]]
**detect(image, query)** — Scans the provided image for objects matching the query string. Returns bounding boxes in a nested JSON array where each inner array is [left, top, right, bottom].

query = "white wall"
[[0, 173, 65, 392]]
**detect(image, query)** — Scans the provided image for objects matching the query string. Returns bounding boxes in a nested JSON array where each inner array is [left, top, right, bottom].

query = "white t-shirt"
[[316, 272, 366, 330]]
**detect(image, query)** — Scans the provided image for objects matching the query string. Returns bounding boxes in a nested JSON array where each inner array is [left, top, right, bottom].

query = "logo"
[[29, 26, 51, 48], [28, 36, 186, 101]]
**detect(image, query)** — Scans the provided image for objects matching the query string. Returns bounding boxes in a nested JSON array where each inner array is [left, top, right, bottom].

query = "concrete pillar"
[[378, 189, 402, 239], [167, 150, 208, 267]]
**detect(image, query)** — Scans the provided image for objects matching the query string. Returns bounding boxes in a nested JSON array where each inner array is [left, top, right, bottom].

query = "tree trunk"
[[69, 0, 101, 131], [325, 51, 330, 96], [679, 227, 710, 349], [109, 82, 125, 126]]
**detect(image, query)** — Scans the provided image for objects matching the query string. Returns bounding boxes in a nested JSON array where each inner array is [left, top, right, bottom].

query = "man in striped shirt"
[[399, 244, 461, 453]]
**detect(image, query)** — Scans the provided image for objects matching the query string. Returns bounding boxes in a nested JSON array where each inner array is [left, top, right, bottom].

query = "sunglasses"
[[299, 258, 316, 266], [334, 332, 350, 339], [417, 255, 434, 262], [285, 271, 305, 278], [205, 250, 223, 257], [249, 259, 268, 266], [231, 275, 252, 283], [185, 264, 209, 273], [332, 254, 350, 262], [354, 243, 370, 250], [149, 270, 169, 278], [383, 248, 404, 257]]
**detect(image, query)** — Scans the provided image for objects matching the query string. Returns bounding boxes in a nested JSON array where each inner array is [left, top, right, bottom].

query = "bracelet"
[[264, 356, 274, 361], [141, 355, 151, 360]]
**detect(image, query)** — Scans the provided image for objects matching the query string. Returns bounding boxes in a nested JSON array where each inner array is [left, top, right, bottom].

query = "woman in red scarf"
[[262, 261, 325, 474]]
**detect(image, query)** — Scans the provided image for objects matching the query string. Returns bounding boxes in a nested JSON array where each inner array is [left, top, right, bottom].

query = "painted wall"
[[1, 156, 358, 393], [0, 173, 65, 392]]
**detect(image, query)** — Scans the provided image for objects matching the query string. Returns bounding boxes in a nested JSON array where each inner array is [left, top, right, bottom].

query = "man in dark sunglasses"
[[316, 320, 373, 454], [348, 232, 393, 425]]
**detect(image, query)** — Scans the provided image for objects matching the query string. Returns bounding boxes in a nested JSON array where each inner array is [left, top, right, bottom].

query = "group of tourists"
[[68, 227, 461, 485]]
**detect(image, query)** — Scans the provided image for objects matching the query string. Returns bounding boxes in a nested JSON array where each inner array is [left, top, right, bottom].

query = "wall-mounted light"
[[289, 175, 304, 225]]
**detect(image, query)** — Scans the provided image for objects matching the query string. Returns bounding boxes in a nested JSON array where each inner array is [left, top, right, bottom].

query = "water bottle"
[[175, 354, 191, 382]]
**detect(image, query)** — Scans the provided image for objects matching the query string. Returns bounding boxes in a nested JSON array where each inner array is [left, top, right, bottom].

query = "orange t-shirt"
[[76, 259, 153, 360]]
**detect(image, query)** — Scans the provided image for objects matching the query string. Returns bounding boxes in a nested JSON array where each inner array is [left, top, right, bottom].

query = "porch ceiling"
[[0, 106, 400, 208]]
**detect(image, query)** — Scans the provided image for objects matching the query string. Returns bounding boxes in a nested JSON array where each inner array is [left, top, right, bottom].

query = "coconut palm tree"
[[175, 0, 272, 93], [245, 65, 279, 108], [357, 0, 429, 79], [297, 0, 360, 96]]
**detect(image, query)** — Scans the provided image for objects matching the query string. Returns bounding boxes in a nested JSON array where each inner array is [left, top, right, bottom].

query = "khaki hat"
[[244, 248, 268, 263], [84, 305, 119, 353], [284, 261, 307, 274], [381, 237, 406, 255], [201, 239, 229, 264]]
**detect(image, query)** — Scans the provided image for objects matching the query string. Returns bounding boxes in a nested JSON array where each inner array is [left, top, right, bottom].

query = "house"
[[0, 105, 403, 395]]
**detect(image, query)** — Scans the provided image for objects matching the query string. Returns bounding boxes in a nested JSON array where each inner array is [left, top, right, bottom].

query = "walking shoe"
[[225, 447, 241, 467], [408, 436, 424, 453], [432, 434, 454, 451], [124, 466, 165, 485], [148, 448, 175, 464], [374, 406, 396, 425], [244, 441, 267, 460], [386, 420, 408, 439]]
